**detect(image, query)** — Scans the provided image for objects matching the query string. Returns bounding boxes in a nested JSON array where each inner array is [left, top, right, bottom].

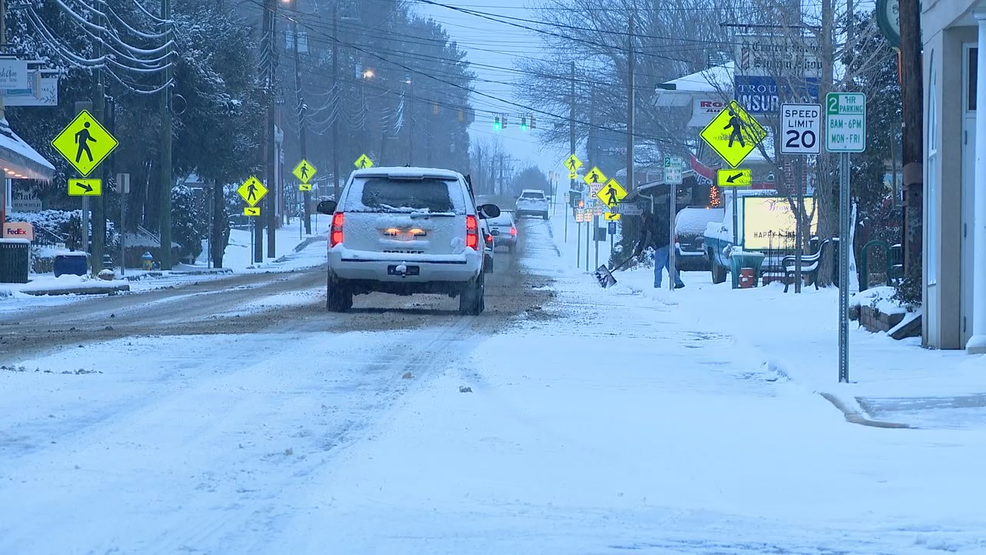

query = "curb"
[[274, 234, 327, 263], [20, 284, 131, 296], [818, 392, 913, 429], [123, 268, 234, 282]]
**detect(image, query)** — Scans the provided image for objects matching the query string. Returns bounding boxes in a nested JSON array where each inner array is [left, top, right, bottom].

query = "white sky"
[[412, 0, 570, 178]]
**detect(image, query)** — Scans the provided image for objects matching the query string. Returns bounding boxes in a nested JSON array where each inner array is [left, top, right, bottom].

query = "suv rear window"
[[520, 191, 544, 199], [343, 178, 465, 214]]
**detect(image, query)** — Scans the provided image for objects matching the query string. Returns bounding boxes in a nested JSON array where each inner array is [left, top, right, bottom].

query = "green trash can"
[[0, 239, 30, 284], [729, 251, 765, 289]]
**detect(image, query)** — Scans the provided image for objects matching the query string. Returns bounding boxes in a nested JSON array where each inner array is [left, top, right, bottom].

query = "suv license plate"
[[388, 265, 420, 276]]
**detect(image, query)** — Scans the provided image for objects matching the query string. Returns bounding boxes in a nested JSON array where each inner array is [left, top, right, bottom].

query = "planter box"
[[858, 305, 905, 333]]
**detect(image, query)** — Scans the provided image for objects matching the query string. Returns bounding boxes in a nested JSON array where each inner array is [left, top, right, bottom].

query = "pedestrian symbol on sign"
[[75, 122, 96, 163], [725, 108, 745, 148]]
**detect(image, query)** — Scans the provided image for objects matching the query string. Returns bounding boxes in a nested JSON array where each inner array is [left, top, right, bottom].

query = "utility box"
[[54, 252, 90, 277]]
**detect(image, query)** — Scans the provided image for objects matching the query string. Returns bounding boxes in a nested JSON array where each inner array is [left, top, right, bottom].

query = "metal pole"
[[82, 196, 89, 257], [839, 152, 850, 383], [585, 217, 590, 270], [206, 184, 212, 269], [331, 4, 340, 201], [120, 189, 125, 276], [594, 214, 599, 268], [731, 184, 738, 245], [795, 157, 804, 293], [669, 181, 676, 291], [577, 219, 581, 268]]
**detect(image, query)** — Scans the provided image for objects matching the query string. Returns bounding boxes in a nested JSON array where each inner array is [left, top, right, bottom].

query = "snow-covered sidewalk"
[[1, 220, 327, 308], [546, 205, 986, 430]]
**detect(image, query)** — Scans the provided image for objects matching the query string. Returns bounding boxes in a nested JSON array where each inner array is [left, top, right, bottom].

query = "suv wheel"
[[326, 272, 354, 312], [458, 273, 485, 315], [710, 252, 727, 284]]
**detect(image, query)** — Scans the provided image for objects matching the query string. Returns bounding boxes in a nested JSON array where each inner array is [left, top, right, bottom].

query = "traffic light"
[[530, 115, 536, 129], [502, 114, 508, 129], [493, 114, 501, 130], [520, 116, 528, 131]]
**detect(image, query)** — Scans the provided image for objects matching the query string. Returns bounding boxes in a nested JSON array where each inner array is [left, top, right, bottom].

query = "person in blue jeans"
[[635, 210, 684, 289]]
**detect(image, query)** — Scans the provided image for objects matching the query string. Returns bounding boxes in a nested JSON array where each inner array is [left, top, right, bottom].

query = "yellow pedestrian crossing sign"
[[293, 159, 316, 183], [584, 166, 606, 186], [597, 179, 627, 208], [354, 153, 374, 169], [604, 212, 621, 221], [244, 207, 261, 216], [237, 176, 267, 207], [717, 168, 752, 187], [298, 183, 313, 192], [68, 178, 102, 196], [564, 154, 582, 179], [700, 100, 767, 168], [51, 110, 119, 177]]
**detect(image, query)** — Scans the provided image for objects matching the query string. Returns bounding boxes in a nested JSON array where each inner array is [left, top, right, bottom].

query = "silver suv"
[[315, 167, 500, 314], [515, 189, 549, 220]]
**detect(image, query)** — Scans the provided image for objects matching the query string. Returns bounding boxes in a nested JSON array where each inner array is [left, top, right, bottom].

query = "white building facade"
[[922, 0, 986, 350]]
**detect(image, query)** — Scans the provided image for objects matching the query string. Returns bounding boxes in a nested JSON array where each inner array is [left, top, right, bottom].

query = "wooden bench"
[[782, 239, 832, 293]]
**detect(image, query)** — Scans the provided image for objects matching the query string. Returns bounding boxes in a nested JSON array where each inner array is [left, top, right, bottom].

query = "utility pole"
[[256, 0, 274, 263], [817, 0, 835, 285], [290, 1, 312, 236], [92, 6, 106, 274], [899, 0, 923, 287], [626, 14, 635, 192], [159, 0, 173, 270], [408, 78, 415, 165], [266, 1, 278, 259], [331, 4, 340, 201], [568, 60, 575, 243]]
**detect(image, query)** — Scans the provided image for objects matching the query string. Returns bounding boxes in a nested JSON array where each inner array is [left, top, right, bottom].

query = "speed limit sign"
[[781, 103, 822, 155]]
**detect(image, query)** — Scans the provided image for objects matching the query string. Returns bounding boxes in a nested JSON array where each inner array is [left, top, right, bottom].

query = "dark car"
[[675, 207, 725, 272]]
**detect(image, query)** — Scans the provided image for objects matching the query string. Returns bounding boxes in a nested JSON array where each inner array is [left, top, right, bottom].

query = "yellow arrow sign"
[[583, 166, 606, 186], [244, 207, 261, 217], [51, 110, 119, 177], [717, 168, 752, 187], [68, 178, 102, 197], [354, 153, 374, 169], [564, 154, 583, 174], [700, 100, 767, 168], [293, 159, 316, 183], [298, 183, 313, 192], [597, 178, 627, 208], [604, 212, 621, 221], [237, 176, 268, 206]]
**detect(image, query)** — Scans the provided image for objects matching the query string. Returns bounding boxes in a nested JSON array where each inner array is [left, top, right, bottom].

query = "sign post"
[[781, 103, 822, 294], [825, 92, 866, 384], [665, 156, 683, 291], [116, 173, 130, 275]]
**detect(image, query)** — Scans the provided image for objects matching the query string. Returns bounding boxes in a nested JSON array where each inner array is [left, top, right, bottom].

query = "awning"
[[0, 117, 55, 182]]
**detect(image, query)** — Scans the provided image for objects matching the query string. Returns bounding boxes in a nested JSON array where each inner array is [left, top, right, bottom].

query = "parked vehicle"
[[487, 211, 518, 252], [315, 167, 500, 314], [515, 189, 549, 220], [674, 207, 724, 271]]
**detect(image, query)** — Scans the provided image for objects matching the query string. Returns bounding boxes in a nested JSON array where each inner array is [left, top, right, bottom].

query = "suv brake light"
[[330, 213, 345, 247], [466, 215, 479, 250], [510, 227, 517, 236]]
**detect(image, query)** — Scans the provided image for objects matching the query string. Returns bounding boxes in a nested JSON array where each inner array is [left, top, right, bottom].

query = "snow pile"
[[850, 285, 910, 315], [675, 207, 724, 236]]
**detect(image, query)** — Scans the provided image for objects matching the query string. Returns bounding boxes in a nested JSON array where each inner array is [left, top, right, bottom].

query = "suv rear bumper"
[[328, 249, 482, 284]]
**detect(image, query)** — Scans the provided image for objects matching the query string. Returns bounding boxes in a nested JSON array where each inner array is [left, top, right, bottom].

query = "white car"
[[515, 189, 549, 220], [315, 167, 501, 314], [487, 211, 518, 252]]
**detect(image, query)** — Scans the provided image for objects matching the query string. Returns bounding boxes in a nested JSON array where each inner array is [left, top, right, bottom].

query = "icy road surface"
[[2, 217, 985, 554]]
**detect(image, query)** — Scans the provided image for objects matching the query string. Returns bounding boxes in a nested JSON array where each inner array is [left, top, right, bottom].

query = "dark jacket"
[[639, 212, 671, 251]]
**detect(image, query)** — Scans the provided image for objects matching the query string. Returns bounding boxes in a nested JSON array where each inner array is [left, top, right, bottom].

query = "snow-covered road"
[[2, 217, 985, 554]]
